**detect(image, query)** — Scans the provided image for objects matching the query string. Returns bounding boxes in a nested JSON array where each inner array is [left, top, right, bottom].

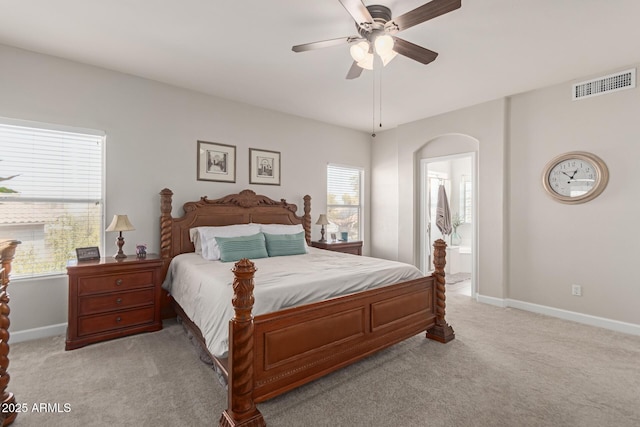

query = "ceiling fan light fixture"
[[357, 52, 374, 70], [349, 41, 370, 63], [379, 49, 398, 67], [374, 34, 394, 56], [291, 0, 461, 79], [374, 34, 397, 67]]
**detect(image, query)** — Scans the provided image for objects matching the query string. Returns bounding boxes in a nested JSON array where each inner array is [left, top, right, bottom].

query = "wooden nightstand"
[[66, 254, 163, 350], [311, 240, 363, 255]]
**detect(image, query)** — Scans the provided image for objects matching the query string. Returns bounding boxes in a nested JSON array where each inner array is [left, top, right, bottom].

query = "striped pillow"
[[264, 232, 307, 257], [215, 233, 268, 263]]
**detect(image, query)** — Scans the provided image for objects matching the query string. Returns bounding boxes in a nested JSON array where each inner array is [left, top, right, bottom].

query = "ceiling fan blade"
[[339, 0, 374, 28], [292, 36, 360, 53], [346, 61, 363, 79], [387, 0, 461, 32], [392, 37, 439, 64]]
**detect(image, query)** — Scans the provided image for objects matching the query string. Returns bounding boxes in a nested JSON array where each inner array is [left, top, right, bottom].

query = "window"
[[326, 164, 363, 241], [0, 118, 104, 278]]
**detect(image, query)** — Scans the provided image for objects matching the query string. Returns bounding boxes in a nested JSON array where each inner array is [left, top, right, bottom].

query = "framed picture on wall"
[[197, 140, 236, 183], [249, 148, 281, 185]]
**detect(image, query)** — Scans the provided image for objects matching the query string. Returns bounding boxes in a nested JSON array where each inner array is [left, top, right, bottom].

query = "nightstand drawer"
[[78, 270, 154, 295], [337, 246, 361, 255], [78, 307, 155, 336], [79, 288, 155, 316]]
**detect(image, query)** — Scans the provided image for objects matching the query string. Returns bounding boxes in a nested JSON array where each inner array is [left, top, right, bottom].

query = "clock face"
[[542, 151, 608, 204], [547, 158, 597, 197]]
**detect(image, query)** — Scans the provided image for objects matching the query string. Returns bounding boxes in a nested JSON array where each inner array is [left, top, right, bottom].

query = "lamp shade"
[[349, 41, 369, 62], [315, 214, 329, 226], [374, 34, 394, 56], [356, 53, 374, 70], [105, 214, 135, 232], [379, 49, 398, 66], [350, 41, 374, 70]]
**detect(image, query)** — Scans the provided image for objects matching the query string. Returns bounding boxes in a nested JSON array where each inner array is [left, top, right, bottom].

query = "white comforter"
[[162, 247, 423, 357]]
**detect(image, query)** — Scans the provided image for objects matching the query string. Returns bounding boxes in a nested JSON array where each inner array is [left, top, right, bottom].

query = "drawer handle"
[[116, 316, 122, 323], [116, 298, 123, 304], [115, 279, 123, 286]]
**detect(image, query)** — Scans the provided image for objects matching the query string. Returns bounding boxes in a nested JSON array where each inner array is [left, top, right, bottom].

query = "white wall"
[[372, 63, 640, 329], [4, 41, 638, 337], [372, 99, 508, 300], [508, 65, 640, 325], [0, 44, 371, 338], [370, 132, 399, 261]]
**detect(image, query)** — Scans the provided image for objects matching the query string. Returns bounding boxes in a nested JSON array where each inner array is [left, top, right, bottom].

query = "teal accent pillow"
[[264, 232, 307, 257], [215, 233, 268, 262]]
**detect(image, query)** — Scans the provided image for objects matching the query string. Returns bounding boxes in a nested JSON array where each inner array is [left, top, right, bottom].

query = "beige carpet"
[[9, 294, 640, 426], [446, 272, 471, 284]]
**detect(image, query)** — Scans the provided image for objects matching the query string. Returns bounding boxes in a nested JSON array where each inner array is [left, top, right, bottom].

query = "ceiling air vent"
[[572, 68, 635, 100]]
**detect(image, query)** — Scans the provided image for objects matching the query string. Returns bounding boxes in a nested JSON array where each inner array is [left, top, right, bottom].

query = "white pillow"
[[191, 224, 261, 260], [189, 228, 203, 254], [258, 224, 309, 252], [190, 224, 257, 254]]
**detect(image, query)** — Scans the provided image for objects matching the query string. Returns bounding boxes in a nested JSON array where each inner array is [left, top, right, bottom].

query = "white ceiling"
[[1, 0, 639, 133]]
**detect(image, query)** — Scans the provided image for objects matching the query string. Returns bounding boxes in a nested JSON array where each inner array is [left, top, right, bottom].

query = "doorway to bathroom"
[[420, 152, 476, 297]]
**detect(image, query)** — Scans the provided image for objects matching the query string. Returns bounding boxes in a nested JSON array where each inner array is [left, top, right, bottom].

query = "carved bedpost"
[[220, 259, 265, 427], [160, 188, 174, 261], [426, 239, 455, 343], [0, 239, 20, 426], [159, 189, 176, 319], [303, 195, 311, 244]]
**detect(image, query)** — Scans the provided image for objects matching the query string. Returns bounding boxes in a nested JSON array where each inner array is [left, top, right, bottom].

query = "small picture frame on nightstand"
[[76, 246, 100, 261]]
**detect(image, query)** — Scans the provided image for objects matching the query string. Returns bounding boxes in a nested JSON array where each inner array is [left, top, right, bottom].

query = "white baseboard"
[[475, 294, 640, 336], [11, 323, 67, 343], [475, 294, 507, 308]]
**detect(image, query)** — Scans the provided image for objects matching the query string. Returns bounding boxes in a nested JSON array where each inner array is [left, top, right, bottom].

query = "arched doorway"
[[417, 134, 478, 298]]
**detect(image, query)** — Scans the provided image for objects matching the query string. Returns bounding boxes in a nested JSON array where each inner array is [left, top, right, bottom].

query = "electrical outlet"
[[571, 284, 582, 296]]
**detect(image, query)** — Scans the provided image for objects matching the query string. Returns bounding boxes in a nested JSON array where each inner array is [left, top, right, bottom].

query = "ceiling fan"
[[292, 0, 461, 79]]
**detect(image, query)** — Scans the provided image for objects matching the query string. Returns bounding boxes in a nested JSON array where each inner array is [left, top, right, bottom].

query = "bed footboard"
[[220, 239, 454, 427], [252, 276, 435, 402]]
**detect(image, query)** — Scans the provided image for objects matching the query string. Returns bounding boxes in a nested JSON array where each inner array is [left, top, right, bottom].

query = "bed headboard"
[[159, 188, 311, 261]]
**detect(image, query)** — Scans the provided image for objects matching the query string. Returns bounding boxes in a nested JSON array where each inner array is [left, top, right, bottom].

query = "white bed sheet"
[[162, 247, 424, 358]]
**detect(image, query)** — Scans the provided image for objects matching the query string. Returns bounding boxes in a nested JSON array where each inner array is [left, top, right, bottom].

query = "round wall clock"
[[542, 151, 609, 204]]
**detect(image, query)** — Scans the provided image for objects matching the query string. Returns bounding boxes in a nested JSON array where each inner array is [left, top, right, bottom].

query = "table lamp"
[[105, 214, 135, 259], [315, 214, 329, 243]]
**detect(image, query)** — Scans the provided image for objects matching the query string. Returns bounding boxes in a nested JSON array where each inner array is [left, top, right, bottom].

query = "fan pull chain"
[[371, 63, 384, 138], [379, 67, 383, 130], [372, 68, 376, 138]]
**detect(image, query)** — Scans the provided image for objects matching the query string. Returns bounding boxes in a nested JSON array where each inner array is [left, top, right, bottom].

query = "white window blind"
[[327, 164, 363, 241], [0, 119, 104, 278]]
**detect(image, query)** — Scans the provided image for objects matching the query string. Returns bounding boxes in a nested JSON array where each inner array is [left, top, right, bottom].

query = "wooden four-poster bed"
[[159, 188, 454, 427]]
